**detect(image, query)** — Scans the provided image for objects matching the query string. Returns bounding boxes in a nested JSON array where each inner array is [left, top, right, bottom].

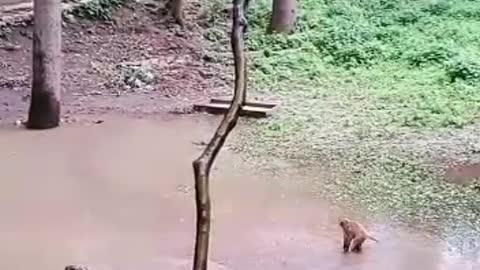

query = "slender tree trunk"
[[268, 0, 296, 34], [191, 0, 248, 269], [168, 0, 185, 27], [26, 0, 62, 129]]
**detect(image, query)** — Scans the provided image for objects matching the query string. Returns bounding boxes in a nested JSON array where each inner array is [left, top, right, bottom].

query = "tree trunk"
[[26, 0, 62, 129], [191, 0, 248, 269], [168, 0, 185, 27], [268, 0, 296, 34]]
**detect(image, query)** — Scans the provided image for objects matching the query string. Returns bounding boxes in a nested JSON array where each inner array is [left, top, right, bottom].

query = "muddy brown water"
[[0, 115, 478, 270], [444, 163, 480, 185]]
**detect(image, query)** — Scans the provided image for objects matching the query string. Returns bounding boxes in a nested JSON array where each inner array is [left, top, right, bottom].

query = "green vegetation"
[[65, 0, 127, 20], [247, 0, 480, 129], [229, 0, 480, 233]]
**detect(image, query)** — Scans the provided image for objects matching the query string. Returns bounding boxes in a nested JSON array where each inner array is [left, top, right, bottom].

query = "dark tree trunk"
[[268, 0, 296, 34], [27, 0, 62, 129]]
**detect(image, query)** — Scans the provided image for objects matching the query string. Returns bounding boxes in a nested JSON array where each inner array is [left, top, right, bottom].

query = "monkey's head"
[[339, 218, 350, 228]]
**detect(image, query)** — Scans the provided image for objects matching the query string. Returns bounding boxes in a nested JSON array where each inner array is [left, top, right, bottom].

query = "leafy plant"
[[67, 0, 127, 20], [406, 45, 457, 67]]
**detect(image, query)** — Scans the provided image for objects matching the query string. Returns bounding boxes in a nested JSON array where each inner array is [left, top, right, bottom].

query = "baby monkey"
[[339, 218, 379, 253]]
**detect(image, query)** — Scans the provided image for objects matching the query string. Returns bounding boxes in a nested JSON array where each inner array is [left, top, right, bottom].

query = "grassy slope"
[[231, 0, 480, 234]]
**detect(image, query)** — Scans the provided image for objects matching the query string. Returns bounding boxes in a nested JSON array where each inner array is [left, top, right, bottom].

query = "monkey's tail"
[[368, 236, 379, 243]]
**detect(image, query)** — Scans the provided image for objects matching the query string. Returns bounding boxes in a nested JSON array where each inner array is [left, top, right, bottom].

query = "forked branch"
[[191, 0, 248, 269]]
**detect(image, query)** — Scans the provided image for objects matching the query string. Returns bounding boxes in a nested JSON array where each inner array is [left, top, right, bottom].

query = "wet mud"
[[445, 163, 480, 185], [0, 115, 478, 270]]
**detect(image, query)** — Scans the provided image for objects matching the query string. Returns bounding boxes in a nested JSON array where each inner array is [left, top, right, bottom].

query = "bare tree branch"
[[191, 0, 247, 269]]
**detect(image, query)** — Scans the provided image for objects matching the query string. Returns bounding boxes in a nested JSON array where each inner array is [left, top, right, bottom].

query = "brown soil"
[[0, 1, 231, 125]]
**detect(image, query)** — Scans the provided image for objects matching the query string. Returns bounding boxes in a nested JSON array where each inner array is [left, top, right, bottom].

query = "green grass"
[[247, 0, 480, 129], [65, 0, 127, 20], [227, 0, 480, 233]]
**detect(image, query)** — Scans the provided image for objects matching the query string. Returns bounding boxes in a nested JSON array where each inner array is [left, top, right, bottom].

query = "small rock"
[[19, 29, 32, 39], [144, 25, 161, 34], [89, 90, 102, 96], [199, 70, 214, 78], [63, 13, 77, 24], [175, 30, 186, 37], [202, 54, 215, 62], [143, 2, 157, 8], [1, 43, 21, 51], [65, 265, 90, 270], [14, 119, 23, 126]]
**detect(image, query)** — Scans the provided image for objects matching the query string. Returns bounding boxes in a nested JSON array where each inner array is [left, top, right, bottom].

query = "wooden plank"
[[193, 102, 272, 118], [210, 97, 277, 108], [196, 102, 272, 113]]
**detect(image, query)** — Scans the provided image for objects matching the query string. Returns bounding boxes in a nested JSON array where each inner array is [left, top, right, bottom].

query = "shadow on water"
[[0, 115, 478, 270]]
